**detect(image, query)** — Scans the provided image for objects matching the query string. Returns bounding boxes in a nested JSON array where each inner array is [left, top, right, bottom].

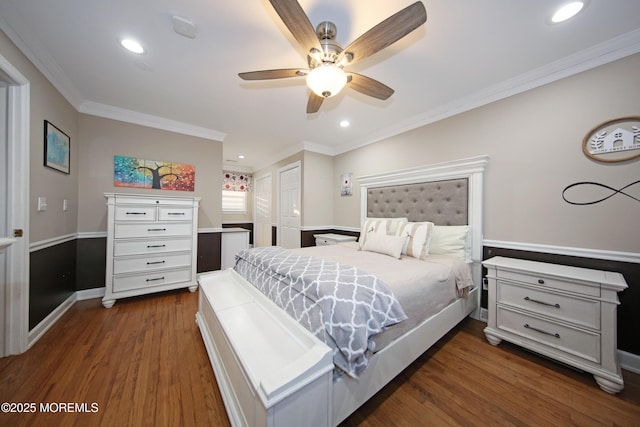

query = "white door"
[[278, 163, 301, 249], [0, 83, 7, 357], [253, 173, 272, 247], [0, 53, 30, 357]]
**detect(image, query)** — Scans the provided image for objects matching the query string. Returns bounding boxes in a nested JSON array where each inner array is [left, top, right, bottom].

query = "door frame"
[[276, 161, 301, 248], [1, 52, 30, 356]]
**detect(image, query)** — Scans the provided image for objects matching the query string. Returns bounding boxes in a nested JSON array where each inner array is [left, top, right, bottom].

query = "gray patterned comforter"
[[234, 246, 407, 378]]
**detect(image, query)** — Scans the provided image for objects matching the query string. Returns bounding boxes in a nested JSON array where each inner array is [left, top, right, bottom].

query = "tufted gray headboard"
[[366, 178, 468, 226]]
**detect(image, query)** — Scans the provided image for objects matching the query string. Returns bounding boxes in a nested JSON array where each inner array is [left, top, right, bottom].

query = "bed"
[[196, 155, 488, 427]]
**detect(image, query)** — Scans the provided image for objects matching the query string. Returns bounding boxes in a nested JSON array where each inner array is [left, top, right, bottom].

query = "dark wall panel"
[[29, 240, 77, 330], [76, 237, 106, 290], [483, 246, 639, 355], [198, 232, 221, 273]]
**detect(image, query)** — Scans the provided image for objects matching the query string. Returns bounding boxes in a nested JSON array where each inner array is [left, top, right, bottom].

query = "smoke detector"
[[172, 15, 196, 39]]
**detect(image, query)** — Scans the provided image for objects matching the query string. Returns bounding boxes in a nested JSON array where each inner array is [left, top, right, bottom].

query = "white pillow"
[[395, 222, 434, 259], [358, 218, 391, 248], [429, 225, 471, 260], [361, 232, 407, 259], [365, 217, 408, 235]]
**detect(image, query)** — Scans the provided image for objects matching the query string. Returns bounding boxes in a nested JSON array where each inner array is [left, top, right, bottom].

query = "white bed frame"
[[196, 156, 488, 426]]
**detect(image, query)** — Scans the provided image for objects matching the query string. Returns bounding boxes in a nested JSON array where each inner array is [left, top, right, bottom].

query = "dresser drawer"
[[113, 238, 192, 256], [114, 222, 193, 239], [113, 268, 193, 292], [158, 207, 193, 221], [497, 307, 600, 364], [113, 253, 192, 275], [114, 206, 157, 221], [497, 269, 600, 297], [497, 282, 600, 330]]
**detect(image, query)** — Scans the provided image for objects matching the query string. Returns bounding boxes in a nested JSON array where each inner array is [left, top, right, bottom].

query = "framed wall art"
[[44, 120, 70, 174], [582, 116, 640, 163]]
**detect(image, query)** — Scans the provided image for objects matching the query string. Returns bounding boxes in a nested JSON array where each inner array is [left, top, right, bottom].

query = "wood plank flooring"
[[0, 289, 638, 426]]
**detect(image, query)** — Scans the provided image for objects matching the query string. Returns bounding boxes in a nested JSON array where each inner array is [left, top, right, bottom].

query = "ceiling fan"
[[239, 0, 427, 113]]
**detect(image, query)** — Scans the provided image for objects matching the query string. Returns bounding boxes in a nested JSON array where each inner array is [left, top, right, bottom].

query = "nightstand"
[[313, 233, 357, 246], [483, 256, 627, 394]]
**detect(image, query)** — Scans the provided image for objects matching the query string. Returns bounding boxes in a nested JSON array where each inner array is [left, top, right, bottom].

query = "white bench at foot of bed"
[[196, 269, 334, 427]]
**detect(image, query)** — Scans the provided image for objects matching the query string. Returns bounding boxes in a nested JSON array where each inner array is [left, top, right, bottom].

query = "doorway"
[[277, 162, 301, 249]]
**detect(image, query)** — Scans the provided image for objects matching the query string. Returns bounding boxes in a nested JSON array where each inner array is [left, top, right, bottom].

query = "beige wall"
[[1, 29, 79, 242], [77, 114, 223, 232], [333, 53, 640, 253], [303, 151, 334, 227]]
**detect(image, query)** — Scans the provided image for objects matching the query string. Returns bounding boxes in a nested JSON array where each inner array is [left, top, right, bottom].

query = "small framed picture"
[[44, 120, 70, 174]]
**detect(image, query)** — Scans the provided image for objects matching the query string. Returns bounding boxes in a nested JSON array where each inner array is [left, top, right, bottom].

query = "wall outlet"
[[482, 277, 488, 290], [63, 199, 69, 211], [37, 197, 47, 211]]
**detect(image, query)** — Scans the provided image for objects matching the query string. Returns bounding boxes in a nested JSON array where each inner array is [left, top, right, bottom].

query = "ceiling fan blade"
[[306, 92, 324, 114], [269, 0, 322, 55], [338, 1, 426, 66], [347, 73, 394, 100], [238, 68, 307, 80]]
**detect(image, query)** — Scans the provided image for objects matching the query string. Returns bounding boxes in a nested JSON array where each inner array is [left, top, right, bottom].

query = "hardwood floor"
[[1, 289, 638, 427]]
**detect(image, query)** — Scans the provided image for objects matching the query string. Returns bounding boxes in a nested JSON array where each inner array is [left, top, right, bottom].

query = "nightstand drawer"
[[497, 282, 600, 330], [497, 307, 600, 364], [497, 269, 600, 297], [114, 222, 193, 239], [113, 252, 192, 274]]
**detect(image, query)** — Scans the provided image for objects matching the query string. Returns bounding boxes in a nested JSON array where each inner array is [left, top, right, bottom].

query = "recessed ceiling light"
[[120, 38, 145, 54], [551, 1, 585, 23], [238, 155, 245, 159], [340, 120, 350, 128]]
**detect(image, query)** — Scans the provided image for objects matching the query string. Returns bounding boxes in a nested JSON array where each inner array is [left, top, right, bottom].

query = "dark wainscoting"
[[197, 232, 221, 273], [483, 246, 640, 356], [29, 240, 77, 330], [77, 237, 106, 291]]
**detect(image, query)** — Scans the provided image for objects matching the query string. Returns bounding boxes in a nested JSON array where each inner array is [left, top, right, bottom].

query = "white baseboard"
[[619, 350, 640, 374], [76, 287, 105, 300], [28, 293, 76, 348]]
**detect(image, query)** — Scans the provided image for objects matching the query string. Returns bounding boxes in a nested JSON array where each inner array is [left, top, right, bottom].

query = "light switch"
[[37, 197, 47, 212], [63, 199, 69, 211]]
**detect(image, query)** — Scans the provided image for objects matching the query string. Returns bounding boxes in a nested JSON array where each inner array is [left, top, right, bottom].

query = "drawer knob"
[[524, 296, 560, 308], [538, 279, 545, 284], [524, 323, 560, 338]]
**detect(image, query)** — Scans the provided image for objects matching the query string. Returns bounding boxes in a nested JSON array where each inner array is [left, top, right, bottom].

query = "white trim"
[[483, 240, 640, 264], [199, 227, 224, 233], [27, 293, 75, 348], [76, 287, 105, 300], [1, 50, 30, 356], [619, 350, 640, 375], [79, 101, 226, 142], [300, 225, 360, 233], [29, 233, 77, 252], [78, 231, 107, 239]]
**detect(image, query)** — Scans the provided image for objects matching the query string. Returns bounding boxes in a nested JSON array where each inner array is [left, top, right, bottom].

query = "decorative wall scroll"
[[583, 116, 640, 163], [562, 180, 640, 206], [114, 155, 195, 191]]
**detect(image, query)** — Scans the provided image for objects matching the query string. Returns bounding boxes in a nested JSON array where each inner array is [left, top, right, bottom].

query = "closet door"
[[254, 173, 272, 247], [277, 163, 301, 249]]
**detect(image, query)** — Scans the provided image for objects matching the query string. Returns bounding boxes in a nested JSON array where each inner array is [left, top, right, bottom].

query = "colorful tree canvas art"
[[114, 155, 195, 191]]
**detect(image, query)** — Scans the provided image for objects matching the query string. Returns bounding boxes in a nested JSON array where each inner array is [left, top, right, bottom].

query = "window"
[[222, 190, 247, 213]]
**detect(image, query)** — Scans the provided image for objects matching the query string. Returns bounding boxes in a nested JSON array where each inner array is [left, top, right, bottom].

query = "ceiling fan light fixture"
[[306, 64, 347, 98]]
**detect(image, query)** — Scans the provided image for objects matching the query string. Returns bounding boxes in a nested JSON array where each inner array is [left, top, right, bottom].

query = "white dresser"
[[313, 233, 358, 246], [483, 256, 627, 393], [103, 193, 200, 308]]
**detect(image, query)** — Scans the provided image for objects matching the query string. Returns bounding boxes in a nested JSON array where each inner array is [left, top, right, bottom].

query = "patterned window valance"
[[223, 171, 252, 192]]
